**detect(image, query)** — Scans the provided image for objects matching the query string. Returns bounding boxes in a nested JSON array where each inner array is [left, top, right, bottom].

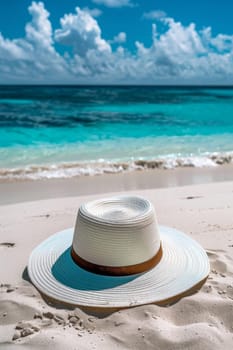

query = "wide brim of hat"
[[28, 226, 210, 309]]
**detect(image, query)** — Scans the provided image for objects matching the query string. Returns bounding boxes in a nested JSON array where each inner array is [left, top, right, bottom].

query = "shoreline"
[[1, 151, 233, 181], [0, 164, 233, 205]]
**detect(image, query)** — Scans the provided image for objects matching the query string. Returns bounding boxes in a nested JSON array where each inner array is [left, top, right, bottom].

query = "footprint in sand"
[[12, 311, 91, 342], [12, 322, 40, 341], [205, 250, 233, 299]]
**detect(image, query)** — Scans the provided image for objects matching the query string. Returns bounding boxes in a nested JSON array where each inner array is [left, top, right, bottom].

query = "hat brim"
[[28, 226, 210, 309]]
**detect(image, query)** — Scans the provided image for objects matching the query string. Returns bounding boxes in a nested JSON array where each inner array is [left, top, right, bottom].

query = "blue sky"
[[0, 0, 233, 84]]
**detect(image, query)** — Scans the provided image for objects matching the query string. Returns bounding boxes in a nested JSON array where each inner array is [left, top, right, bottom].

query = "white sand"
[[0, 179, 233, 349]]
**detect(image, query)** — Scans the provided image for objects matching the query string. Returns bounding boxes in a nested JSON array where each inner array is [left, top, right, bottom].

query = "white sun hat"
[[28, 196, 210, 309]]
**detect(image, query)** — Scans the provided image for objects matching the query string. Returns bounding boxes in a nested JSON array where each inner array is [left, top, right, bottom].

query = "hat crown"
[[72, 196, 161, 272]]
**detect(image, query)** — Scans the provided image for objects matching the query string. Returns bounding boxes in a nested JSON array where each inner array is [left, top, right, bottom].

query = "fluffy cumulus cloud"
[[25, 1, 53, 47], [54, 7, 111, 56], [0, 1, 68, 83], [1, 2, 233, 84]]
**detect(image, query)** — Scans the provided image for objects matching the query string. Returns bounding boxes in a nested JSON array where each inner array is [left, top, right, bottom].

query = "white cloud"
[[156, 18, 206, 57], [143, 10, 167, 20], [0, 34, 26, 60], [0, 1, 68, 83], [110, 32, 127, 44], [54, 7, 111, 56], [82, 7, 102, 18], [25, 1, 53, 47], [92, 0, 134, 8], [201, 27, 233, 52], [0, 2, 233, 84]]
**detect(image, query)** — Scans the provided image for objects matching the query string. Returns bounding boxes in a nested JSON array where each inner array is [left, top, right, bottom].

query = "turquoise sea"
[[0, 85, 233, 180]]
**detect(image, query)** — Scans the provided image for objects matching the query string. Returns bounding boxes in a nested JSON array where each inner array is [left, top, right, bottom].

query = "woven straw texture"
[[73, 196, 160, 266], [28, 225, 210, 308]]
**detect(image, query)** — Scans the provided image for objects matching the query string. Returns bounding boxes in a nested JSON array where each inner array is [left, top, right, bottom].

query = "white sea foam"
[[0, 151, 232, 181]]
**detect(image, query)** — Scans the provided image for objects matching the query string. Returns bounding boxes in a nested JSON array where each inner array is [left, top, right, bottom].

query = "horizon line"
[[1, 84, 233, 88]]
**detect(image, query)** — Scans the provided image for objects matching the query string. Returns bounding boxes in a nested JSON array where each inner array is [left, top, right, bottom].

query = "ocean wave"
[[0, 152, 233, 181]]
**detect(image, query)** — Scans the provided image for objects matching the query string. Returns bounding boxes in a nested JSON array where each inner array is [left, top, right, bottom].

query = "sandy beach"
[[1, 168, 233, 349]]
